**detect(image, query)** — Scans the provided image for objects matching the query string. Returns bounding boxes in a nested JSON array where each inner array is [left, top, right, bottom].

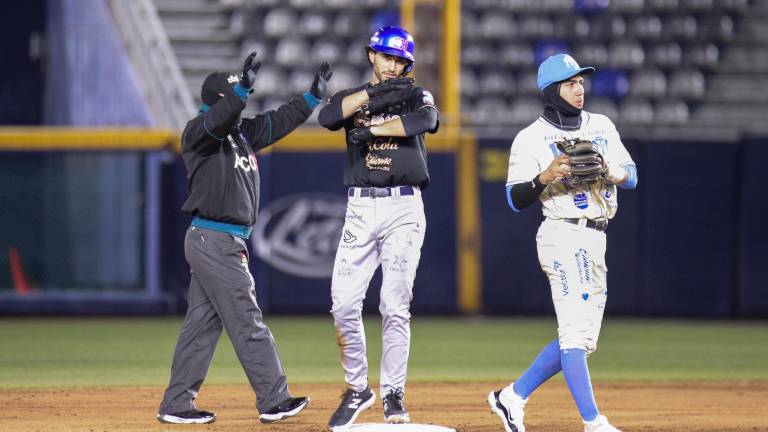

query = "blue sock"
[[513, 338, 562, 399], [561, 348, 599, 421]]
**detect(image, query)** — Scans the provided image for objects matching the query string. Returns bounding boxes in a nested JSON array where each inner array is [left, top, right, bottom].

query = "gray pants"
[[159, 226, 290, 415]]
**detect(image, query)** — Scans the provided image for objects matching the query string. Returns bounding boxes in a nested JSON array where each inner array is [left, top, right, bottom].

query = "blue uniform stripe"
[[506, 184, 521, 212]]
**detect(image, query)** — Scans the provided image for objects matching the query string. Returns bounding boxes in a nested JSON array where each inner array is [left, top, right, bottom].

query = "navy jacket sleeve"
[[240, 95, 314, 152], [182, 89, 246, 155]]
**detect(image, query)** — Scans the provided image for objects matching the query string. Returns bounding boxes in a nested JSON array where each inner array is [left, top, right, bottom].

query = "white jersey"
[[506, 111, 634, 220]]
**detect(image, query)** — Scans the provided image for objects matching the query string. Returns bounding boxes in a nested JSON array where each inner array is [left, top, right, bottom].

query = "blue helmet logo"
[[368, 26, 415, 74]]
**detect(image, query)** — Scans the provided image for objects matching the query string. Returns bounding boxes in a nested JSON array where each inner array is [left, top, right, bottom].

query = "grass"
[[0, 317, 766, 388]]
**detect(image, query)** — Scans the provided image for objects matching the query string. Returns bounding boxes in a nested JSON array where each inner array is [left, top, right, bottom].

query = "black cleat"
[[259, 396, 310, 423], [383, 388, 410, 424], [327, 387, 376, 431], [157, 409, 216, 424]]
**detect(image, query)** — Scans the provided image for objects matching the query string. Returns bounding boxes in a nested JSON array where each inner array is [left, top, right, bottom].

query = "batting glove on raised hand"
[[240, 51, 261, 90], [366, 77, 414, 99], [310, 62, 334, 100], [347, 127, 374, 146]]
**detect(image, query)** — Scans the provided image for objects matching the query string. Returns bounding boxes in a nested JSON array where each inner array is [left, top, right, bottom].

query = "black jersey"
[[319, 83, 439, 189], [180, 88, 314, 226]]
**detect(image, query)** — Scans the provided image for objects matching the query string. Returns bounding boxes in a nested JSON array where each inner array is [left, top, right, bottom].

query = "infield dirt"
[[4, 381, 767, 431]]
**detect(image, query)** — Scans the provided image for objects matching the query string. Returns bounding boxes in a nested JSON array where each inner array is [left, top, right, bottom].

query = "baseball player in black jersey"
[[157, 52, 333, 425], [318, 26, 439, 430]]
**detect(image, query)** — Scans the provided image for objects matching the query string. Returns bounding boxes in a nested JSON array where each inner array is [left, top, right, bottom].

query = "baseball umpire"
[[157, 52, 333, 425], [487, 54, 637, 432], [318, 26, 439, 429]]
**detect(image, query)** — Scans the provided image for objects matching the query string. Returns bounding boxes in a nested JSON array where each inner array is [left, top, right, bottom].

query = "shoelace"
[[384, 389, 405, 410]]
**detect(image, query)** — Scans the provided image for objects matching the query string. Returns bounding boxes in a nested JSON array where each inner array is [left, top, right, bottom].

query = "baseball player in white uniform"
[[487, 54, 637, 432], [317, 26, 439, 430]]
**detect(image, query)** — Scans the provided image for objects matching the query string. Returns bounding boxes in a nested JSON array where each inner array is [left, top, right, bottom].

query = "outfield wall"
[[1, 130, 766, 317]]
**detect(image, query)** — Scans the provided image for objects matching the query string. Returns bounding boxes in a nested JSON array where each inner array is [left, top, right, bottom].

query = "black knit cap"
[[201, 72, 239, 106]]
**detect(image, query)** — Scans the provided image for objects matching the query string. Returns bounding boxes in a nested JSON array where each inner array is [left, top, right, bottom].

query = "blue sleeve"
[[619, 163, 638, 189]]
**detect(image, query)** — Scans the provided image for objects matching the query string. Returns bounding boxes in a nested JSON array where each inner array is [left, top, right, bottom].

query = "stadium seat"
[[480, 69, 516, 97], [591, 69, 630, 100], [618, 98, 655, 124], [462, 43, 493, 66], [274, 37, 310, 67], [586, 97, 619, 119], [629, 15, 662, 40], [534, 40, 570, 65], [663, 15, 698, 41], [326, 65, 359, 94], [520, 16, 556, 39], [346, 43, 367, 66], [608, 40, 645, 69], [264, 8, 298, 38], [252, 65, 286, 97], [629, 68, 667, 98], [648, 43, 682, 68], [608, 0, 646, 14], [654, 99, 690, 124], [332, 11, 368, 37], [311, 39, 343, 65], [461, 68, 480, 98], [668, 69, 706, 100], [479, 11, 516, 39], [699, 15, 735, 41], [575, 44, 609, 67], [499, 44, 535, 68], [647, 0, 679, 11], [681, 0, 714, 12], [461, 12, 481, 41], [517, 71, 541, 95], [298, 11, 330, 36], [574, 0, 610, 15], [554, 15, 590, 40], [684, 44, 719, 69], [588, 15, 627, 40], [510, 97, 543, 124]]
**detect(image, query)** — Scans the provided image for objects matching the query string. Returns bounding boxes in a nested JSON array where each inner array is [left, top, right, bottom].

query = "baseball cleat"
[[328, 387, 376, 431], [157, 409, 216, 424], [583, 414, 622, 432], [488, 386, 527, 432], [259, 396, 310, 423], [383, 388, 410, 424]]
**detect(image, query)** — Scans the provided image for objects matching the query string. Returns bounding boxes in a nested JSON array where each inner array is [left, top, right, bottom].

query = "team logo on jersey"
[[573, 193, 589, 209], [342, 229, 358, 244], [252, 193, 347, 279], [234, 154, 259, 172], [593, 137, 608, 153], [422, 90, 434, 106], [605, 189, 612, 199], [553, 261, 569, 297]]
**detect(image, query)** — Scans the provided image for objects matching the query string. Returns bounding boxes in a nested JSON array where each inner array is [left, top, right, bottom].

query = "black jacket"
[[181, 87, 314, 226]]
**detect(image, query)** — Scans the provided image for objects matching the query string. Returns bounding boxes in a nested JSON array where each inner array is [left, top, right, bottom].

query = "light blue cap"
[[537, 54, 595, 91]]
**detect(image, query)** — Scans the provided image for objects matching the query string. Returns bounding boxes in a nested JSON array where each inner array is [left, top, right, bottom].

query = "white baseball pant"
[[330, 186, 426, 396], [537, 218, 608, 355]]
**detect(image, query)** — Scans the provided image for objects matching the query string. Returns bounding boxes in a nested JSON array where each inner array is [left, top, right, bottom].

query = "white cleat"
[[584, 414, 622, 432], [487, 384, 527, 432]]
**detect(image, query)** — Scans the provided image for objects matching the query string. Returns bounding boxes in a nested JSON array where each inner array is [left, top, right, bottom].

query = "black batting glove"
[[240, 51, 261, 90], [310, 62, 333, 100], [366, 77, 414, 99], [348, 127, 375, 146]]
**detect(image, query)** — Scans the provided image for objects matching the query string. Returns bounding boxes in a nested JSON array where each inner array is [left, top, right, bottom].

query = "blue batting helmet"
[[368, 26, 415, 74]]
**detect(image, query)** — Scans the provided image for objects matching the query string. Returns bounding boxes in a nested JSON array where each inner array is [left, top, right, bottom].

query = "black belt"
[[563, 218, 608, 232], [349, 186, 415, 198]]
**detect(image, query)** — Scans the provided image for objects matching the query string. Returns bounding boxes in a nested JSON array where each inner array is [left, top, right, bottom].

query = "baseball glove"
[[555, 138, 605, 185]]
